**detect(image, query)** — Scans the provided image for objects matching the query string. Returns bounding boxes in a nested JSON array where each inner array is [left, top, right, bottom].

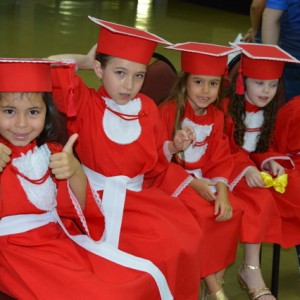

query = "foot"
[[238, 264, 276, 300], [203, 274, 227, 300], [205, 288, 228, 300]]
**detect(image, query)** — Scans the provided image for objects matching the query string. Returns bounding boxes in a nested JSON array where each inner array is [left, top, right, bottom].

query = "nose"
[[15, 114, 27, 128], [262, 83, 270, 93], [201, 83, 209, 94], [124, 76, 134, 91]]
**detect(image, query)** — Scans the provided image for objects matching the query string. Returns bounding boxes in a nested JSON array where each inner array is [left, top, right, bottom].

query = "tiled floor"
[[0, 0, 299, 299]]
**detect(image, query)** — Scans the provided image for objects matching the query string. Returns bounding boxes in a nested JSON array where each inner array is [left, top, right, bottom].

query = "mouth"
[[119, 93, 132, 100], [197, 97, 209, 102], [258, 96, 269, 101], [13, 133, 29, 140]]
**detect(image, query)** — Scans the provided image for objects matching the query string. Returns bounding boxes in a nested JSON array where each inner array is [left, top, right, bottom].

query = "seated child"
[[48, 17, 204, 300], [0, 58, 171, 300], [221, 43, 299, 300], [159, 42, 243, 300]]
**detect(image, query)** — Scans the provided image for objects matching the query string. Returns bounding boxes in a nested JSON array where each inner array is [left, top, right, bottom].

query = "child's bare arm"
[[48, 44, 97, 70]]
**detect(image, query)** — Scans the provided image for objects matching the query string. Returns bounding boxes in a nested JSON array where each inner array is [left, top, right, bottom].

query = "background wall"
[[183, 0, 252, 15]]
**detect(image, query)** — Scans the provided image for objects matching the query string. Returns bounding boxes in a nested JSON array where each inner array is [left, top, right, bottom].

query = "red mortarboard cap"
[[232, 43, 299, 80], [89, 16, 172, 65], [166, 42, 239, 75], [0, 58, 54, 92], [230, 43, 300, 94]]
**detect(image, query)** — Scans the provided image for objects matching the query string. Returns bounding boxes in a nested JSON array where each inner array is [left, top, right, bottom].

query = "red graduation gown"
[[52, 69, 203, 300], [221, 98, 283, 244], [0, 140, 160, 300], [272, 96, 300, 247], [159, 99, 243, 278]]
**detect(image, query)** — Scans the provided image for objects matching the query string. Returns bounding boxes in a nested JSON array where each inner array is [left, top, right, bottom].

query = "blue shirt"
[[266, 0, 300, 58]]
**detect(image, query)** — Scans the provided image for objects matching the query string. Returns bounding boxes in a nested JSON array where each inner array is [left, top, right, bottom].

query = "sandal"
[[205, 288, 228, 300], [201, 278, 228, 300], [237, 264, 274, 300]]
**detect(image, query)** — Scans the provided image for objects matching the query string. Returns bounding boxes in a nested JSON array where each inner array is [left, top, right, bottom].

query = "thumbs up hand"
[[49, 134, 81, 180], [0, 143, 12, 173]]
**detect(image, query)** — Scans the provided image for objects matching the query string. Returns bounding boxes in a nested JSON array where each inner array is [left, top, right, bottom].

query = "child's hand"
[[0, 143, 12, 173], [49, 134, 80, 180], [214, 190, 233, 222], [267, 160, 285, 176], [172, 126, 196, 152], [245, 166, 265, 188], [189, 178, 217, 201]]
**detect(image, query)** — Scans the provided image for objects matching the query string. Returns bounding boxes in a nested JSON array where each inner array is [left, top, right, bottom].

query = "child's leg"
[[204, 274, 221, 294], [238, 243, 276, 300]]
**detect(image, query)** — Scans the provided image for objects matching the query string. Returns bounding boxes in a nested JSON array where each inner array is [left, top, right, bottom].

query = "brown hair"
[[95, 53, 114, 68], [166, 71, 225, 139]]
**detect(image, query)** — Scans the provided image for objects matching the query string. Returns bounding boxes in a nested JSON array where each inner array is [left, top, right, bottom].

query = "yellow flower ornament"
[[260, 172, 288, 194]]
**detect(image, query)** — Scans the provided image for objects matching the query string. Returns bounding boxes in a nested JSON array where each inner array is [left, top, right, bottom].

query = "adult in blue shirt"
[[262, 0, 300, 101], [243, 0, 266, 43]]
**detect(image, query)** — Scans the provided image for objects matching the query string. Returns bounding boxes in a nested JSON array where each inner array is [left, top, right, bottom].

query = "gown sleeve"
[[51, 62, 93, 125], [201, 108, 233, 182], [48, 143, 105, 241], [273, 96, 300, 155], [143, 96, 191, 195]]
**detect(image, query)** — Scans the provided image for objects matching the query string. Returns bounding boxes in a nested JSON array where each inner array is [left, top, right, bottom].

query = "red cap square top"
[[0, 58, 54, 92], [231, 43, 300, 79], [167, 42, 239, 75], [89, 16, 172, 65]]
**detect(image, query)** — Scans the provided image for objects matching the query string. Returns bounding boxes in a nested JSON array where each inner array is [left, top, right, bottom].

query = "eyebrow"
[[193, 76, 221, 81]]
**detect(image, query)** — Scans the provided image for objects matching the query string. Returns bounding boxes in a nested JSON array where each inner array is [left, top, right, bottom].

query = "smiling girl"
[[221, 43, 299, 300], [159, 42, 244, 300], [0, 59, 168, 300]]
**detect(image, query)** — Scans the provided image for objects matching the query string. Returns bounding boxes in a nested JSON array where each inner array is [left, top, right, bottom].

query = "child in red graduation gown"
[[0, 59, 171, 300], [272, 96, 300, 248], [221, 43, 299, 300], [159, 42, 243, 300], [49, 17, 203, 300]]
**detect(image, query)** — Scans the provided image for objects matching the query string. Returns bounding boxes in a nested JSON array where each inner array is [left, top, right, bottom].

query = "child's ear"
[[93, 60, 103, 80]]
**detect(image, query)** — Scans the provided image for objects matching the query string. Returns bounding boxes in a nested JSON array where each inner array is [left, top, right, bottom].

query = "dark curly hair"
[[228, 73, 281, 153]]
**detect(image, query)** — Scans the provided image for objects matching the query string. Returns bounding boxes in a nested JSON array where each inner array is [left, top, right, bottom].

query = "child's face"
[[245, 78, 279, 108], [0, 92, 46, 146], [186, 74, 221, 115], [95, 57, 147, 105]]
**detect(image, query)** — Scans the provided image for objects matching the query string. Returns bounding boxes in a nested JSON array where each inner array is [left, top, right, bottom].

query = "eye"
[[29, 109, 40, 116], [255, 81, 264, 85], [136, 73, 145, 80], [194, 79, 202, 85], [210, 81, 219, 87], [270, 82, 278, 88], [3, 108, 15, 115], [115, 70, 125, 77]]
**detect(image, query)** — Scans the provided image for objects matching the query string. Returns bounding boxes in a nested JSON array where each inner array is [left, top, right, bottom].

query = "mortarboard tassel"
[[235, 60, 245, 95]]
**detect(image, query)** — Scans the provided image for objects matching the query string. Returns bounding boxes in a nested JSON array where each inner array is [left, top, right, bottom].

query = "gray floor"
[[0, 0, 299, 299]]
